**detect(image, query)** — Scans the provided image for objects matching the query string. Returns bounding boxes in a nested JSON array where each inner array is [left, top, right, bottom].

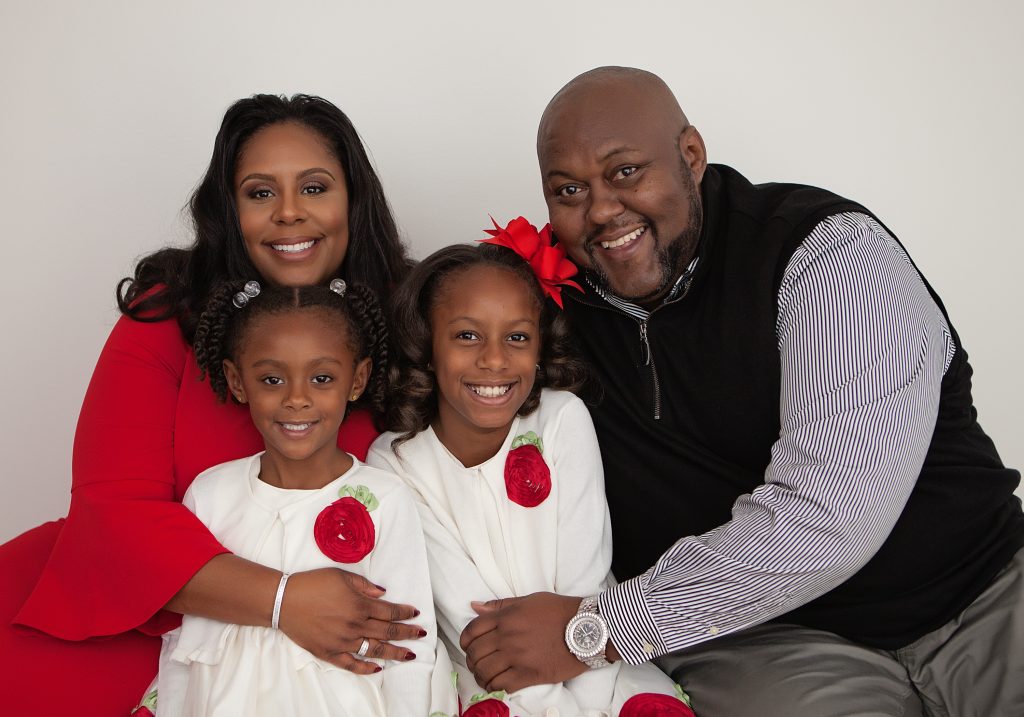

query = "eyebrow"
[[237, 167, 338, 185], [250, 356, 344, 368], [545, 146, 637, 179], [446, 317, 538, 326]]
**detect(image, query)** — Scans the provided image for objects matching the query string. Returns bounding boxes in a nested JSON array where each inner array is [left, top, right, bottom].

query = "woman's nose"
[[273, 192, 306, 224]]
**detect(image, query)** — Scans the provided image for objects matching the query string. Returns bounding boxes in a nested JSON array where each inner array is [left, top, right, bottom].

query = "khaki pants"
[[656, 547, 1024, 716]]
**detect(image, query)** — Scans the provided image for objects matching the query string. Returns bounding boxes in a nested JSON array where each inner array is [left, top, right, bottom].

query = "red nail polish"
[[413, 609, 421, 617], [405, 651, 416, 661], [374, 584, 386, 592], [418, 629, 427, 638], [373, 665, 382, 673]]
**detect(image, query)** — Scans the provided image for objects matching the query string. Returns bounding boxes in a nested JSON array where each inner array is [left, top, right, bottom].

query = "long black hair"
[[118, 94, 410, 342], [384, 242, 590, 444], [192, 280, 389, 422]]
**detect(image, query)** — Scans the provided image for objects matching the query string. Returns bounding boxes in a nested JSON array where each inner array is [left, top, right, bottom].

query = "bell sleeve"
[[13, 315, 229, 639]]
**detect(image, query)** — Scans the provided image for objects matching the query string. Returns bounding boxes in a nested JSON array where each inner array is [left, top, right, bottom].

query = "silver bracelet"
[[271, 572, 291, 630]]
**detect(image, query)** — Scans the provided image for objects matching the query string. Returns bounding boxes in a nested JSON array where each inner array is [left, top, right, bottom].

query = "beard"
[[586, 168, 703, 305]]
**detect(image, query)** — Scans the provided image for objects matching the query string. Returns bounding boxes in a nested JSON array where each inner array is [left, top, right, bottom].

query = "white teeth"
[[600, 227, 645, 249], [469, 384, 512, 398], [281, 422, 312, 431], [272, 240, 315, 253]]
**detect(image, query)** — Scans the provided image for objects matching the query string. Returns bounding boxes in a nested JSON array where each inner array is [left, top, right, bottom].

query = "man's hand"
[[459, 592, 588, 692]]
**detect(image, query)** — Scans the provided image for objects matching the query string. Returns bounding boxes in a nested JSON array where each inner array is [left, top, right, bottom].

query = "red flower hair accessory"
[[480, 216, 582, 308]]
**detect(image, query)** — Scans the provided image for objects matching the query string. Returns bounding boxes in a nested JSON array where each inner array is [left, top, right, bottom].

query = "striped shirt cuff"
[[599, 574, 666, 664]]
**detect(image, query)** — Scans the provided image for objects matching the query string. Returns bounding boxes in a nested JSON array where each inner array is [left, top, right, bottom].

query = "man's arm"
[[463, 212, 954, 687]]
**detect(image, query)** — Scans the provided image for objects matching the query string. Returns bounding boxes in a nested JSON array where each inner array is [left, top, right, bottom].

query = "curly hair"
[[384, 242, 589, 445], [193, 280, 389, 423], [118, 93, 410, 343]]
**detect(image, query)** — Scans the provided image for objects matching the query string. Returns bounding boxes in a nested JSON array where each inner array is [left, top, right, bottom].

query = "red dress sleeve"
[[14, 316, 230, 638]]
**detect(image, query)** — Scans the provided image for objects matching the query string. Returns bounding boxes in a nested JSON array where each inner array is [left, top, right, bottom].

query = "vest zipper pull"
[[639, 321, 651, 366]]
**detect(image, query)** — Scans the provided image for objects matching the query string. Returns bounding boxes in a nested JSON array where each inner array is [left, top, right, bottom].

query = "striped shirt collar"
[[586, 256, 700, 321]]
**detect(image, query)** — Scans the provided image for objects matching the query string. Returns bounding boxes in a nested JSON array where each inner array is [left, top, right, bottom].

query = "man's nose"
[[587, 182, 625, 226]]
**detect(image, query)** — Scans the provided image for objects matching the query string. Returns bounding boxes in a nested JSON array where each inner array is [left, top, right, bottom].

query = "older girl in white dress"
[[140, 280, 456, 717], [368, 220, 693, 717]]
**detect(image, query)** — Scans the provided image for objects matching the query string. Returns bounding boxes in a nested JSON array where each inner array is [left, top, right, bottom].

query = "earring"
[[350, 393, 360, 401]]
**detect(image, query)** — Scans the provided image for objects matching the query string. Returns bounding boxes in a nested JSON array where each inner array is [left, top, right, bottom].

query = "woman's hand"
[[278, 567, 424, 673], [167, 554, 423, 674]]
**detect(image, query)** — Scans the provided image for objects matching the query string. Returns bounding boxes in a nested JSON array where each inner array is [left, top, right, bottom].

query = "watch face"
[[571, 615, 605, 654]]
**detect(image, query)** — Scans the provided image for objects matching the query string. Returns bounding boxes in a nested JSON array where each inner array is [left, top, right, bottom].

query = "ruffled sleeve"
[[14, 315, 228, 639]]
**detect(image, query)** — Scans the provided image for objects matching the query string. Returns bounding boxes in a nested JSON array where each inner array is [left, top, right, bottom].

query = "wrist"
[[271, 572, 291, 629]]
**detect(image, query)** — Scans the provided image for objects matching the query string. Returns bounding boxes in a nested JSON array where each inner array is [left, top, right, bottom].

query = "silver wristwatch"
[[564, 596, 611, 669]]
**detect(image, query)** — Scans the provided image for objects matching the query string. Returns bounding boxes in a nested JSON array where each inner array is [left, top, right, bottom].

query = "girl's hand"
[[277, 567, 424, 673]]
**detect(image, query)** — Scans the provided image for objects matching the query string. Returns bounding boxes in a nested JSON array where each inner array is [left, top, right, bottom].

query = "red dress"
[[0, 314, 377, 715]]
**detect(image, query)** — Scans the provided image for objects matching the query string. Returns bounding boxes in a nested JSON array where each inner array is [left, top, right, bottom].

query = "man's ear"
[[223, 359, 247, 404], [348, 357, 372, 402], [679, 125, 708, 187]]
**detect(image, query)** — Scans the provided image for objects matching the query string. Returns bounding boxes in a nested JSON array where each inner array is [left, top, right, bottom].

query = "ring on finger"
[[357, 638, 370, 657]]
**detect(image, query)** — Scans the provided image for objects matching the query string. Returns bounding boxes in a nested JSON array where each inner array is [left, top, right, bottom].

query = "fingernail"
[[374, 584, 386, 592], [405, 651, 416, 661], [413, 609, 421, 617], [373, 665, 382, 673], [417, 629, 427, 638]]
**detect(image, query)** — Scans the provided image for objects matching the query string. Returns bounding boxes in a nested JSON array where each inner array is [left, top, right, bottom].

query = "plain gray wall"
[[1, 0, 1021, 542]]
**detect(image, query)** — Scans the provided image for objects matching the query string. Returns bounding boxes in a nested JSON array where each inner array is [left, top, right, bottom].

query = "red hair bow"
[[480, 216, 582, 308]]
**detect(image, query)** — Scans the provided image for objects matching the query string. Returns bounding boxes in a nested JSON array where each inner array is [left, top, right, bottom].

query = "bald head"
[[538, 66, 689, 153]]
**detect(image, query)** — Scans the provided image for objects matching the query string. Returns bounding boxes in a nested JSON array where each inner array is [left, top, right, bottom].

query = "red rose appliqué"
[[620, 692, 696, 717], [314, 497, 376, 563], [462, 697, 510, 717], [504, 443, 551, 507]]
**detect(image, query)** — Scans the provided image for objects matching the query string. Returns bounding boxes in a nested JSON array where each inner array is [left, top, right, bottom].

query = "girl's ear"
[[348, 358, 372, 402], [223, 359, 247, 404]]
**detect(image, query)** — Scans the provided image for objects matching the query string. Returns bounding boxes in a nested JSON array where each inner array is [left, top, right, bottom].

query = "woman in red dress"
[[0, 95, 419, 715]]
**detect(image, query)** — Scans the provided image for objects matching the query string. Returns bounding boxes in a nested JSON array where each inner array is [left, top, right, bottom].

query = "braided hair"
[[193, 280, 389, 422]]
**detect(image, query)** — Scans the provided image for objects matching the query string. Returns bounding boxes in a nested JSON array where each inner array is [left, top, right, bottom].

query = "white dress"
[[368, 389, 677, 717], [153, 453, 457, 717]]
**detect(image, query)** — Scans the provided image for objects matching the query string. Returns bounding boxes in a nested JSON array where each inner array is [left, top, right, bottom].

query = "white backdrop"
[[1, 0, 1021, 542]]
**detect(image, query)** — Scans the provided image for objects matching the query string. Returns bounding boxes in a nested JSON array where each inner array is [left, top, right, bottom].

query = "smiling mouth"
[[467, 383, 515, 398], [279, 421, 318, 432], [271, 239, 317, 254], [600, 226, 646, 250]]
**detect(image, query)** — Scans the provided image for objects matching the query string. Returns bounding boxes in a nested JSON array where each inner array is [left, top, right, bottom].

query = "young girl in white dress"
[[368, 219, 693, 717], [139, 280, 456, 717]]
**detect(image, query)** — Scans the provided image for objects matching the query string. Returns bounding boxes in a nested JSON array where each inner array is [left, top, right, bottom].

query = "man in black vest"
[[461, 67, 1024, 715]]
